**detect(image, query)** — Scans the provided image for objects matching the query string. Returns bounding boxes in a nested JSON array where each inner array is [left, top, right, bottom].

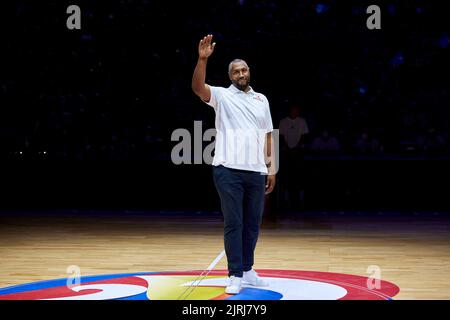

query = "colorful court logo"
[[0, 270, 399, 300]]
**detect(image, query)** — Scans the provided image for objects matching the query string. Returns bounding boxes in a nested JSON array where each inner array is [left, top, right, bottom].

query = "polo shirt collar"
[[228, 84, 255, 95]]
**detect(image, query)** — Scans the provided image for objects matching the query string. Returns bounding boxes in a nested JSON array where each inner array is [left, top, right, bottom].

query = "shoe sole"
[[225, 289, 240, 295]]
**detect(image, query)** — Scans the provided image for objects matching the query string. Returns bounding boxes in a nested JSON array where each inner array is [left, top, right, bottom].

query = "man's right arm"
[[192, 34, 216, 102], [192, 58, 211, 102]]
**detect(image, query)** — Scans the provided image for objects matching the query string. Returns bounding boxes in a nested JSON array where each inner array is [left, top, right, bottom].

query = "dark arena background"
[[0, 0, 449, 313]]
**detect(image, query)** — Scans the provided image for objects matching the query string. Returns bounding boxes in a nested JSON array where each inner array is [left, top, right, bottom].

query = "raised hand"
[[198, 34, 216, 59]]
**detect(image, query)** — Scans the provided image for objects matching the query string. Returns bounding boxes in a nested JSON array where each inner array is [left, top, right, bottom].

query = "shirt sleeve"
[[264, 97, 274, 133], [203, 85, 223, 109]]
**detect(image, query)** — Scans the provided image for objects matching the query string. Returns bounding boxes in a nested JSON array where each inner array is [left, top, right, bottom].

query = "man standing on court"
[[191, 34, 276, 295]]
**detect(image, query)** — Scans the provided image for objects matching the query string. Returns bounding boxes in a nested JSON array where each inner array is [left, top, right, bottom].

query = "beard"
[[232, 77, 250, 91]]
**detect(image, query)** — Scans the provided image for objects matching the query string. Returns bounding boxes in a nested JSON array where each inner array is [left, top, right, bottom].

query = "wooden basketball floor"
[[0, 211, 449, 299]]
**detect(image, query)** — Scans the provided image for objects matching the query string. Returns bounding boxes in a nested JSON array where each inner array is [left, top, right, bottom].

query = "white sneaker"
[[225, 276, 242, 295], [243, 269, 269, 287]]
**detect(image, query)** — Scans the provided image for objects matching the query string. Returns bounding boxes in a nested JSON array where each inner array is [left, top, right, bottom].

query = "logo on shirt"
[[253, 95, 264, 103]]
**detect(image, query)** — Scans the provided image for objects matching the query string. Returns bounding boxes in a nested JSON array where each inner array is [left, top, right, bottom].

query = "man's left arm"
[[265, 131, 276, 195], [263, 96, 276, 194]]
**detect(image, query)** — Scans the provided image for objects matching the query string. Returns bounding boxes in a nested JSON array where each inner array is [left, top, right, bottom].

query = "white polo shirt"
[[205, 84, 273, 174]]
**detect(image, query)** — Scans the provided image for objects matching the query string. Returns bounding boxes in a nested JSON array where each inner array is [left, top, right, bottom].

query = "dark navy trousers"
[[212, 165, 266, 277]]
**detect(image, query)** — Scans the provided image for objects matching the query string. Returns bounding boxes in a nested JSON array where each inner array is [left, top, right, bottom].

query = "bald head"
[[228, 59, 251, 92], [228, 59, 249, 76]]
